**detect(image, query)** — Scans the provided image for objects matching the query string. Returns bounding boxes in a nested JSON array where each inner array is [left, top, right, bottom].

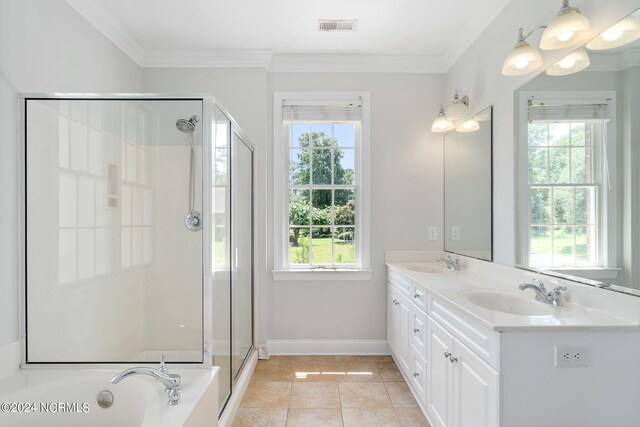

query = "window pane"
[[530, 187, 551, 225], [570, 123, 586, 146], [549, 123, 570, 146], [311, 125, 332, 147], [334, 227, 355, 264], [335, 148, 355, 185], [549, 148, 570, 183], [290, 148, 310, 185], [576, 225, 597, 264], [553, 188, 574, 224], [335, 190, 355, 225], [214, 149, 228, 185], [574, 187, 596, 225], [334, 124, 355, 147], [529, 226, 551, 267], [528, 148, 548, 184], [312, 149, 332, 184], [289, 227, 310, 264], [528, 123, 548, 147], [553, 225, 575, 264], [311, 190, 332, 225], [289, 124, 309, 147], [289, 189, 310, 225], [310, 227, 332, 264], [570, 147, 590, 183]]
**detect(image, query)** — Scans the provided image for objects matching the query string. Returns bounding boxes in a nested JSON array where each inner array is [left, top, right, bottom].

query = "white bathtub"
[[0, 368, 218, 427]]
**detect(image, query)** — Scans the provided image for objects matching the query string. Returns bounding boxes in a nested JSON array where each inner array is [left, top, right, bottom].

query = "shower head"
[[176, 115, 200, 133]]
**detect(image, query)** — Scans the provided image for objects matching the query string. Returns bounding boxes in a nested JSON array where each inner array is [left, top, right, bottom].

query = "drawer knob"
[[413, 372, 420, 378], [444, 351, 451, 358], [392, 299, 399, 305], [414, 293, 421, 299], [449, 356, 458, 363], [413, 328, 421, 333]]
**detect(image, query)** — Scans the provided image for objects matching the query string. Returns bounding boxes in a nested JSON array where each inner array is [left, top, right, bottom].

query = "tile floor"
[[232, 356, 430, 427]]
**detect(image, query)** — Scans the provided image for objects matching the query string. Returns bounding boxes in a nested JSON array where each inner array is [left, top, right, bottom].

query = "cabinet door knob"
[[392, 299, 399, 305], [413, 372, 420, 378], [449, 356, 458, 363], [413, 328, 421, 333], [444, 351, 451, 358], [414, 293, 421, 299]]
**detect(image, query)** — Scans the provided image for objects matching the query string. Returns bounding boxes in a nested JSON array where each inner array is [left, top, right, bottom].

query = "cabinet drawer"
[[428, 296, 500, 370], [410, 346, 427, 405], [388, 268, 413, 297], [412, 285, 427, 312], [411, 305, 427, 355]]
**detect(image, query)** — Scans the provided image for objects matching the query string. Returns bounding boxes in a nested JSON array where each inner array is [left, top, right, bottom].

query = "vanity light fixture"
[[456, 118, 480, 133], [586, 14, 640, 50], [502, 27, 545, 76], [444, 91, 471, 122], [546, 47, 590, 76], [540, 0, 591, 50], [431, 105, 455, 133]]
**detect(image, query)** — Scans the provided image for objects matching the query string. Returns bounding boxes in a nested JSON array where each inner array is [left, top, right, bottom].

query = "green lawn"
[[530, 228, 589, 265], [290, 237, 354, 265]]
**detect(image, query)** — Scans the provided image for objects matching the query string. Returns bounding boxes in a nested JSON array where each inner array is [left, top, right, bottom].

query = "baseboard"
[[267, 340, 390, 355], [218, 349, 258, 427], [0, 340, 20, 380]]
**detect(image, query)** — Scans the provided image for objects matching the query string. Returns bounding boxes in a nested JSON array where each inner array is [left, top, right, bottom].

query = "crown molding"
[[588, 48, 640, 72], [269, 54, 444, 73], [441, 0, 512, 70], [65, 0, 144, 66], [142, 49, 274, 68]]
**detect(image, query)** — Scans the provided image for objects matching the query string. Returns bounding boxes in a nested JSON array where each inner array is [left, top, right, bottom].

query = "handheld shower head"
[[176, 115, 200, 133]]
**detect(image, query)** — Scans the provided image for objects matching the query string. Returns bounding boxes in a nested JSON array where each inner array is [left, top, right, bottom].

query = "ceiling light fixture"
[[586, 14, 640, 50], [546, 47, 590, 76], [540, 0, 592, 50], [456, 118, 480, 133], [502, 27, 545, 76], [444, 91, 471, 122], [431, 105, 455, 133]]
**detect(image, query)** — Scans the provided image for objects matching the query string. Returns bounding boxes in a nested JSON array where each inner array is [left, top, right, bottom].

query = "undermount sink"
[[461, 289, 554, 316], [405, 264, 449, 274]]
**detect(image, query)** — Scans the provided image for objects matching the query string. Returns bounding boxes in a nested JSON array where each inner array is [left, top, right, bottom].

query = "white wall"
[[266, 73, 444, 349], [0, 0, 142, 349], [443, 0, 640, 267]]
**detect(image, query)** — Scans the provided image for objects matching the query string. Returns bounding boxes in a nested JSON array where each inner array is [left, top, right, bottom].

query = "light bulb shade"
[[586, 15, 640, 50], [502, 42, 544, 76], [445, 98, 471, 122], [456, 118, 480, 133], [431, 114, 455, 133], [540, 6, 592, 50], [546, 48, 590, 76]]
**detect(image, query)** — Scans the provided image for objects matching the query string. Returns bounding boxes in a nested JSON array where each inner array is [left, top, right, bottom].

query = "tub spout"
[[111, 364, 181, 406]]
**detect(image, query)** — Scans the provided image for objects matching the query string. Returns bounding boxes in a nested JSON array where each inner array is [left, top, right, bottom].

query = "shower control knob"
[[185, 211, 203, 231]]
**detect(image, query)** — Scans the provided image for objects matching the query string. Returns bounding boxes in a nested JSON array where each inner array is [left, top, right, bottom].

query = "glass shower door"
[[231, 128, 253, 380]]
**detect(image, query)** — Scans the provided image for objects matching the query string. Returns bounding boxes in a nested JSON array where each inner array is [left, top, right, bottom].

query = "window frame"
[[517, 90, 617, 274], [272, 92, 371, 281]]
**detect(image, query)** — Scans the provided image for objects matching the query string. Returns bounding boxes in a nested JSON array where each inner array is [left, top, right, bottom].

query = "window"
[[518, 92, 616, 270], [273, 93, 371, 280]]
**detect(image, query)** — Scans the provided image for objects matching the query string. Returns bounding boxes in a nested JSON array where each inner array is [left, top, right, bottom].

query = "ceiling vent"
[[318, 19, 358, 32]]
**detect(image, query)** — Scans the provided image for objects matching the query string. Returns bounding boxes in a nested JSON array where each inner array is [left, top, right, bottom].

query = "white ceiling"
[[66, 0, 512, 72]]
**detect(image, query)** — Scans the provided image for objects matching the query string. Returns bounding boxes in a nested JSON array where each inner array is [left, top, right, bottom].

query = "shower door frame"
[[18, 93, 215, 369]]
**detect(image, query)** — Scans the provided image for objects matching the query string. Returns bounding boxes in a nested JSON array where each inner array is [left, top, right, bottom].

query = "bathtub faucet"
[[111, 358, 181, 405]]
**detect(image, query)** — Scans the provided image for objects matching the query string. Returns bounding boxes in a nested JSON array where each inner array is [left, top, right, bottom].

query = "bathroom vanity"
[[386, 254, 640, 427]]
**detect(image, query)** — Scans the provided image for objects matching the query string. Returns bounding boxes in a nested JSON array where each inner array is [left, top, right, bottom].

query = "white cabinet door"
[[397, 292, 412, 374], [410, 346, 428, 405], [452, 341, 499, 427], [427, 316, 454, 427], [387, 286, 398, 353]]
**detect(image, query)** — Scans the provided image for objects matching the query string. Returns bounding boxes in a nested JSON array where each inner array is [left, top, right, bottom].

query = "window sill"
[[272, 269, 373, 282]]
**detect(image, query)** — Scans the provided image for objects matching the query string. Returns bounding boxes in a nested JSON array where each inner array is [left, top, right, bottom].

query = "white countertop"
[[387, 261, 640, 332]]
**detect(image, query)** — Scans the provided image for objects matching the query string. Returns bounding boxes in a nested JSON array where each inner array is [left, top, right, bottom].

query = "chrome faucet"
[[111, 357, 181, 405], [435, 255, 460, 271], [519, 278, 567, 307]]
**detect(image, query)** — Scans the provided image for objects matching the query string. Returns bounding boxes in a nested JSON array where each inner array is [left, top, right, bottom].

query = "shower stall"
[[21, 95, 253, 416]]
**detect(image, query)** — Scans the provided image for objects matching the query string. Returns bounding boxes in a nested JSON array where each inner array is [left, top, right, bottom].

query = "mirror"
[[444, 106, 493, 261], [515, 9, 640, 294]]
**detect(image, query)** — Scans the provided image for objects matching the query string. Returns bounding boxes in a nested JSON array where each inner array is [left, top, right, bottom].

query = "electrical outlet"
[[428, 226, 438, 241], [555, 346, 589, 367], [451, 226, 460, 241]]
